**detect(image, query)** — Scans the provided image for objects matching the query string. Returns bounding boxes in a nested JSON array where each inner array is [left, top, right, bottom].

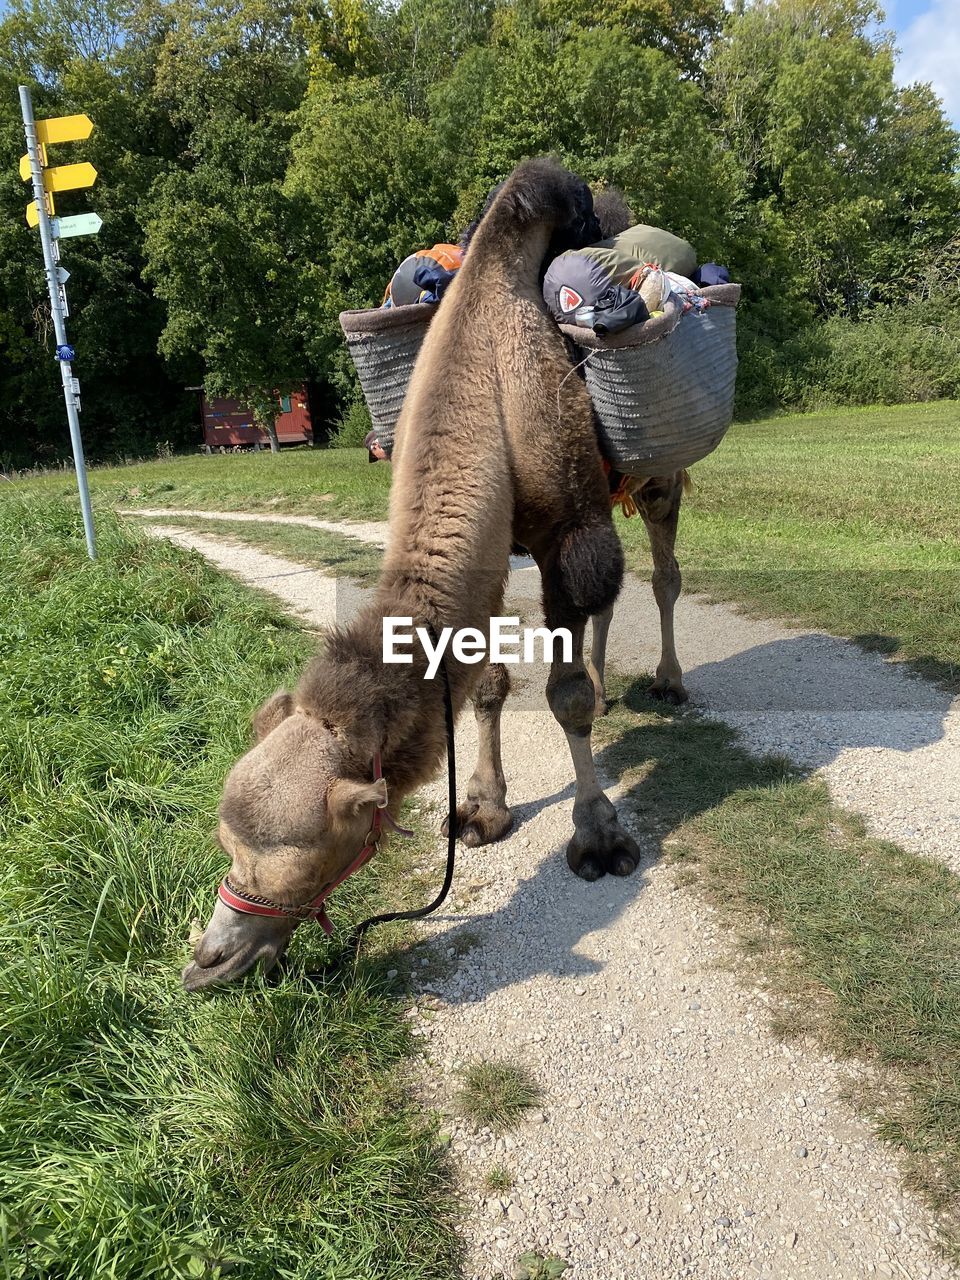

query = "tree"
[[144, 168, 313, 450], [140, 0, 313, 450], [430, 22, 739, 254], [286, 75, 457, 398], [0, 0, 194, 464], [707, 0, 960, 315]]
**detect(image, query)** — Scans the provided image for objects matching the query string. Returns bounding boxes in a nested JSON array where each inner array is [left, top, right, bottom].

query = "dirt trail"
[[142, 517, 956, 1280], [142, 508, 960, 871]]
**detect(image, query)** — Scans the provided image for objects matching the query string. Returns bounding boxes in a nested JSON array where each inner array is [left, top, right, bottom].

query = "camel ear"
[[328, 777, 388, 822], [253, 691, 293, 742]]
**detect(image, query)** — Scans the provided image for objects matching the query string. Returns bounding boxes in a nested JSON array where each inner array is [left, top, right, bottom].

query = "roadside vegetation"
[[594, 673, 960, 1250], [6, 447, 392, 521], [12, 398, 955, 684], [456, 1060, 542, 1134], [0, 496, 457, 1279], [2, 0, 957, 464]]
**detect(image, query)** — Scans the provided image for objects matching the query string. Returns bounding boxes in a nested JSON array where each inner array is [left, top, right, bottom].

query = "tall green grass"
[[0, 498, 456, 1279]]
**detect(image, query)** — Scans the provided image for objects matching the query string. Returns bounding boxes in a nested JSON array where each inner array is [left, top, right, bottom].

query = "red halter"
[[216, 753, 412, 936]]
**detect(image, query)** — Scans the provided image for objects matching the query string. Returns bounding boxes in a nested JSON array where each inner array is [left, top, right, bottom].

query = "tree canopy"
[[0, 0, 957, 464]]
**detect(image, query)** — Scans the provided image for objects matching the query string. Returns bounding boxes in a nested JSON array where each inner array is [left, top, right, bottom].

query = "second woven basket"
[[341, 283, 741, 473]]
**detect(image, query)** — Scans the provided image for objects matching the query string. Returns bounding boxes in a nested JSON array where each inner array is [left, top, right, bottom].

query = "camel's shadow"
[[378, 629, 954, 1006], [675, 632, 952, 768], [381, 680, 793, 1006]]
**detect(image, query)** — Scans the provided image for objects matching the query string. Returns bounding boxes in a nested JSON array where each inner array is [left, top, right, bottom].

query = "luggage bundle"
[[339, 225, 740, 472]]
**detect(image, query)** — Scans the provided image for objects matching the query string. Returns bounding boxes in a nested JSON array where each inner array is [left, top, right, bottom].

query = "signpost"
[[17, 87, 100, 560]]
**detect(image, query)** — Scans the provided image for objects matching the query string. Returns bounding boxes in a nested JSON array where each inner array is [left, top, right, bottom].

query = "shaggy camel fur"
[[184, 159, 648, 991]]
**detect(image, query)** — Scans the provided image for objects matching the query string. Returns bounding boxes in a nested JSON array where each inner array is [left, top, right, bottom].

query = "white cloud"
[[895, 0, 960, 127]]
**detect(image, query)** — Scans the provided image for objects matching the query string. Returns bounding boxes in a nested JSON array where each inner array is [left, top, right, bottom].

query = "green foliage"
[[1, 0, 959, 459], [512, 1252, 568, 1280], [736, 297, 960, 416], [331, 394, 373, 448], [0, 496, 458, 1278], [456, 1059, 542, 1132]]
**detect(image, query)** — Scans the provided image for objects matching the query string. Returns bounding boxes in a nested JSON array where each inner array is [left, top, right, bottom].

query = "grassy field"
[[593, 674, 960, 1247], [7, 445, 392, 521], [5, 402, 960, 1263], [627, 399, 960, 689], [129, 512, 384, 585], [0, 496, 457, 1280], [8, 399, 959, 683]]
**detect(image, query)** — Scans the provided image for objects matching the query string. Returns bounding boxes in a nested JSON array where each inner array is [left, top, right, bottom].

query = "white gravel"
[[138, 513, 959, 1280]]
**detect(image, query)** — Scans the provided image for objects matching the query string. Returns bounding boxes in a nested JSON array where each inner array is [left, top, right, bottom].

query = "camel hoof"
[[648, 679, 688, 705], [569, 849, 605, 881], [567, 823, 642, 880], [443, 800, 512, 846], [611, 848, 639, 877]]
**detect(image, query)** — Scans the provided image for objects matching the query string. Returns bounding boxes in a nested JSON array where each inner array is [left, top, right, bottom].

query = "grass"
[[0, 495, 458, 1280], [127, 512, 383, 585], [594, 671, 960, 1250], [483, 1164, 514, 1193], [615, 399, 960, 688], [3, 445, 392, 521], [8, 399, 959, 684], [455, 1060, 542, 1134]]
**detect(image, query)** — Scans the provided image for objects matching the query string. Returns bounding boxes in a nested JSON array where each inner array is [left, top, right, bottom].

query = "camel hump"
[[465, 158, 601, 258]]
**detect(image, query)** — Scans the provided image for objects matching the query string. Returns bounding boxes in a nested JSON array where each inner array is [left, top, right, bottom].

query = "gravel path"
[[140, 507, 960, 871], [140, 516, 958, 1280]]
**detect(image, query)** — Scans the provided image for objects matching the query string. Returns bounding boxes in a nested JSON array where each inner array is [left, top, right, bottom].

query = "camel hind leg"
[[635, 472, 689, 705], [537, 522, 641, 882], [444, 662, 513, 847]]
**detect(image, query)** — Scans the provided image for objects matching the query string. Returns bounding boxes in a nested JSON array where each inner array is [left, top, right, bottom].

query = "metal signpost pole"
[[18, 84, 97, 560]]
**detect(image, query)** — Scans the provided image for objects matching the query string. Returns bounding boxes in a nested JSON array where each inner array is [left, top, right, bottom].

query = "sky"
[[0, 0, 956, 129], [889, 0, 960, 127]]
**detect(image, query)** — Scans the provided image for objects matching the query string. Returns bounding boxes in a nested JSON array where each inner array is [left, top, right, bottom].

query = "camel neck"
[[317, 597, 457, 804]]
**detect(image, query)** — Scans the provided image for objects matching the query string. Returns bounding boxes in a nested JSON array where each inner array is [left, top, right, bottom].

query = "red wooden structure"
[[200, 388, 314, 449]]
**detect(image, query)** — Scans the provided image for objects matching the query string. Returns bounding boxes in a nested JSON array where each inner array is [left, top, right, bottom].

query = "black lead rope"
[[297, 646, 457, 982], [343, 646, 457, 952]]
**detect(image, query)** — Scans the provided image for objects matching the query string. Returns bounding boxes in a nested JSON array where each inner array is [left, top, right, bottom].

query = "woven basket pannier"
[[341, 284, 740, 473], [558, 283, 741, 476], [338, 304, 434, 454]]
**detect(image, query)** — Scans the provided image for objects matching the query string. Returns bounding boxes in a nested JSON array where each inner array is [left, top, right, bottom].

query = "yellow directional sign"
[[42, 162, 97, 193], [19, 149, 45, 181], [19, 111, 97, 230], [36, 114, 94, 146], [26, 197, 54, 228]]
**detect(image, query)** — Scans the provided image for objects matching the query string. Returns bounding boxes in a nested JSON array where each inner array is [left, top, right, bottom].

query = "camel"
[[183, 158, 685, 991]]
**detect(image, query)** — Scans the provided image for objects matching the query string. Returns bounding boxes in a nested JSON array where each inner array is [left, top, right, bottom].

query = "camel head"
[[183, 690, 387, 991]]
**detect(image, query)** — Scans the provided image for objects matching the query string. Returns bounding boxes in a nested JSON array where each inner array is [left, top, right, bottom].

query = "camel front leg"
[[638, 473, 688, 704], [443, 662, 513, 847], [546, 618, 641, 882]]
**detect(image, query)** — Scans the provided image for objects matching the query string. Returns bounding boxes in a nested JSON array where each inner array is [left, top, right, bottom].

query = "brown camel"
[[185, 158, 666, 991]]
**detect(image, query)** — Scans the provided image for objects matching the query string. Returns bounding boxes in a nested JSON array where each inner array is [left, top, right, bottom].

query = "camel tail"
[[464, 159, 599, 262]]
